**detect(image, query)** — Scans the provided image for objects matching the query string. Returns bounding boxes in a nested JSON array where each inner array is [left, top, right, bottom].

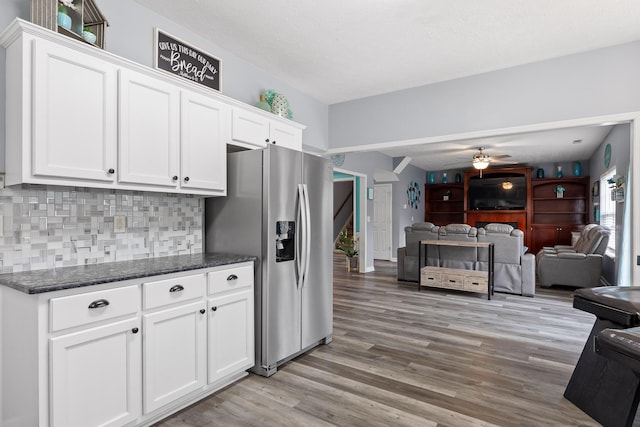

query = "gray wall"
[[339, 151, 393, 271], [392, 161, 426, 254], [589, 123, 631, 284], [329, 41, 640, 149]]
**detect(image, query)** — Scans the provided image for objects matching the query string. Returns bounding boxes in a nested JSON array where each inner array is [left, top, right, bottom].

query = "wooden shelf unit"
[[424, 183, 464, 225], [530, 177, 590, 253]]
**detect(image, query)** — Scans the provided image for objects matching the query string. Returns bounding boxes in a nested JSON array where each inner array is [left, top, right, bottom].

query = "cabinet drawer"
[[208, 264, 253, 295], [143, 273, 206, 310], [441, 273, 465, 290], [420, 268, 441, 287], [50, 285, 139, 332], [464, 274, 489, 293]]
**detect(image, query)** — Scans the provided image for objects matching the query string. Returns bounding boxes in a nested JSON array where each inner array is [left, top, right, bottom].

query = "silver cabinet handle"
[[88, 299, 110, 309], [169, 285, 184, 293], [227, 274, 238, 281]]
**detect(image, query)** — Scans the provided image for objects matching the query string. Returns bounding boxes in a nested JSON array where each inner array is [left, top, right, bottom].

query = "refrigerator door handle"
[[301, 183, 312, 288], [296, 184, 307, 289]]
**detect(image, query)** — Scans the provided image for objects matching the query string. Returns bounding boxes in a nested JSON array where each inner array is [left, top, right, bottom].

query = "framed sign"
[[154, 29, 221, 91]]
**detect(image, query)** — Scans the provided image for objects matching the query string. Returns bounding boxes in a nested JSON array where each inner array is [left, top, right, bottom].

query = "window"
[[600, 168, 616, 254]]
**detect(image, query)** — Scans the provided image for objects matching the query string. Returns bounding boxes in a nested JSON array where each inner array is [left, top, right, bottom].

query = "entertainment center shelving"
[[424, 167, 589, 253]]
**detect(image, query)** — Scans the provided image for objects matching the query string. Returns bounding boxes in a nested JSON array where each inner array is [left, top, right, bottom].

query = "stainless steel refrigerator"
[[205, 144, 333, 377]]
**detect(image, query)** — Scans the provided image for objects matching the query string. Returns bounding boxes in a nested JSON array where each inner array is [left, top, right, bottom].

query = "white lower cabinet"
[[143, 300, 207, 413], [50, 317, 142, 427], [208, 289, 254, 383], [0, 261, 254, 427]]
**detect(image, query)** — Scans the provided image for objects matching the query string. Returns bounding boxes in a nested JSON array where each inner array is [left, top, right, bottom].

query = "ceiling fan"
[[471, 147, 513, 177], [444, 146, 513, 177]]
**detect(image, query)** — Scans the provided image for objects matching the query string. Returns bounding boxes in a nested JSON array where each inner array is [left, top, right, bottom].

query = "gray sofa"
[[536, 224, 610, 288], [397, 222, 535, 296]]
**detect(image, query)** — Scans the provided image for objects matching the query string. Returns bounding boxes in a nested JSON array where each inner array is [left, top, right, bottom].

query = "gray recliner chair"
[[477, 223, 536, 297], [397, 222, 438, 282], [537, 225, 610, 288]]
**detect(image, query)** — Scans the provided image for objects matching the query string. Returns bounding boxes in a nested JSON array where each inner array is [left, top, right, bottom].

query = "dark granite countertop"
[[0, 253, 256, 294]]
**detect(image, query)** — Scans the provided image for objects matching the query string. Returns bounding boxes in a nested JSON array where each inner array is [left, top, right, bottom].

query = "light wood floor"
[[156, 255, 602, 426]]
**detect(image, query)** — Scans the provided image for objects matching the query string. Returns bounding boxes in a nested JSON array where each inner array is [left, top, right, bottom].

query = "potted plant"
[[608, 174, 625, 201], [554, 185, 566, 198], [83, 27, 97, 44], [336, 230, 359, 272], [57, 4, 72, 30]]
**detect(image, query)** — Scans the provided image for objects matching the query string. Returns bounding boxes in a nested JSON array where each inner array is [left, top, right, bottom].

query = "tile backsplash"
[[0, 184, 203, 273]]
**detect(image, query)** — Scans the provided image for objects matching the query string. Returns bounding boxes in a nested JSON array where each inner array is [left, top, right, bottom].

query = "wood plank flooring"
[[155, 255, 604, 426]]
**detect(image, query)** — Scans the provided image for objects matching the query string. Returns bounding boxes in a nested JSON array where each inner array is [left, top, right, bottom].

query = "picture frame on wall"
[[154, 28, 221, 91]]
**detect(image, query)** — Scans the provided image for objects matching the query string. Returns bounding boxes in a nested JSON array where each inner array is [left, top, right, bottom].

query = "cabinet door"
[[269, 121, 302, 151], [50, 317, 141, 427], [180, 90, 229, 193], [143, 300, 207, 414], [119, 69, 180, 187], [208, 289, 254, 384], [231, 107, 269, 148], [32, 39, 117, 182]]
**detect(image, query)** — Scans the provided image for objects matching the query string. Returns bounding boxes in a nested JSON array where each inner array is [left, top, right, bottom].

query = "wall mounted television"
[[468, 173, 527, 210]]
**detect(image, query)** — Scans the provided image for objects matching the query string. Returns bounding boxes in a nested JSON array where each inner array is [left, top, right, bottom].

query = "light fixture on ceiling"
[[502, 179, 513, 190], [472, 147, 491, 177]]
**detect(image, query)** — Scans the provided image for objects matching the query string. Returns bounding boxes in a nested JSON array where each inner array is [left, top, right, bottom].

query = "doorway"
[[333, 169, 368, 273]]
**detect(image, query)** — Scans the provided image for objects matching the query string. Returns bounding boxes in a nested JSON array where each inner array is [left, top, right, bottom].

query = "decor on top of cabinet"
[[255, 94, 271, 112], [554, 185, 566, 198], [82, 26, 96, 44], [155, 29, 221, 91], [573, 161, 582, 177], [556, 165, 563, 178], [262, 89, 294, 119], [31, 0, 108, 48], [407, 181, 421, 208]]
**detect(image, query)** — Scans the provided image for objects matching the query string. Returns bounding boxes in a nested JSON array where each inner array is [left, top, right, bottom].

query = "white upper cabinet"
[[1, 20, 305, 195], [231, 107, 303, 151], [181, 90, 228, 194], [231, 107, 270, 149], [118, 69, 180, 188], [32, 38, 118, 183]]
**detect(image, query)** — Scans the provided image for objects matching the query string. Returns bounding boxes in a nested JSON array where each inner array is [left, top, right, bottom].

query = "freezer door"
[[265, 146, 303, 365], [301, 153, 333, 349]]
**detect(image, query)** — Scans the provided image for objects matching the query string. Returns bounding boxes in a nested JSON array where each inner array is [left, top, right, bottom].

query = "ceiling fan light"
[[472, 155, 490, 170]]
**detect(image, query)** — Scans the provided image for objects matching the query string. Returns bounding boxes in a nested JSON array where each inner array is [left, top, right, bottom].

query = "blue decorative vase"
[[536, 168, 544, 178], [573, 162, 582, 177], [428, 172, 435, 184], [455, 173, 462, 183], [556, 166, 563, 178], [58, 12, 72, 30], [442, 172, 448, 184]]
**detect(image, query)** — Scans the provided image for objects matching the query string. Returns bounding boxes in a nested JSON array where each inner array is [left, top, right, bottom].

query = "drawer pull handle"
[[88, 299, 110, 309], [227, 274, 238, 281], [200, 309, 206, 314], [449, 280, 456, 283], [211, 306, 217, 312], [169, 285, 184, 293], [131, 327, 139, 334], [472, 282, 479, 285]]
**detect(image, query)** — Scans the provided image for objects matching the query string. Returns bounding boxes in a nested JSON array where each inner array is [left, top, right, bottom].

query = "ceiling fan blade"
[[491, 154, 512, 160]]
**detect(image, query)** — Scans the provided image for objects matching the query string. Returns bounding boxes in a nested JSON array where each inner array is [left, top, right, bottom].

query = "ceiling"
[[133, 0, 639, 170]]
